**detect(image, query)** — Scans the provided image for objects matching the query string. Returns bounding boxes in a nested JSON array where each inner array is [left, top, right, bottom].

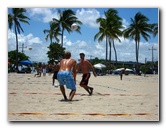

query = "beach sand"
[[8, 72, 159, 121]]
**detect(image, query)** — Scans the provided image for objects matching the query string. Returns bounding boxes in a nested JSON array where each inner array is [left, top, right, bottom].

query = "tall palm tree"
[[105, 9, 124, 66], [8, 8, 30, 71], [94, 18, 109, 63], [52, 9, 82, 46], [94, 9, 123, 66], [123, 12, 154, 74], [43, 21, 61, 44]]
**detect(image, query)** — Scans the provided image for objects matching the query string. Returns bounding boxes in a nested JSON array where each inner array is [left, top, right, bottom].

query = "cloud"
[[27, 8, 101, 27], [122, 18, 129, 29], [27, 8, 58, 23], [8, 29, 49, 63], [76, 8, 100, 28]]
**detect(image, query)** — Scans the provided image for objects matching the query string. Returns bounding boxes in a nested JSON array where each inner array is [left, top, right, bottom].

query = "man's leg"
[[80, 84, 90, 93], [80, 84, 94, 95], [60, 85, 67, 100], [69, 90, 76, 101], [89, 87, 93, 95], [52, 75, 55, 86]]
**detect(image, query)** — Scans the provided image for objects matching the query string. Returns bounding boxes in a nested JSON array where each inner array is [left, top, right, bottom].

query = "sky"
[[8, 8, 159, 64]]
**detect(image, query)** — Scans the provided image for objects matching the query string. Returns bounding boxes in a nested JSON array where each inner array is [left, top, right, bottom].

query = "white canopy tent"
[[114, 68, 133, 72], [94, 63, 106, 70]]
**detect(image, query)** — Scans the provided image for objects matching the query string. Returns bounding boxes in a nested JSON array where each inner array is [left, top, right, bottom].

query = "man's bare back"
[[59, 59, 76, 72]]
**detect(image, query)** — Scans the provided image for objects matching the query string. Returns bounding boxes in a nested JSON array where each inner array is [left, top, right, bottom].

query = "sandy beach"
[[8, 72, 159, 121]]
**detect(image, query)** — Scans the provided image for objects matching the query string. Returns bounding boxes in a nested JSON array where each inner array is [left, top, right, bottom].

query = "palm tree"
[[52, 9, 82, 46], [43, 21, 61, 44], [94, 9, 123, 66], [105, 9, 124, 66], [94, 18, 109, 64], [151, 23, 158, 37], [8, 8, 30, 71], [123, 12, 154, 74]]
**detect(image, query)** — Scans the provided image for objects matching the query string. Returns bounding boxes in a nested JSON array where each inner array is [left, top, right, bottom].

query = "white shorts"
[[43, 68, 46, 73]]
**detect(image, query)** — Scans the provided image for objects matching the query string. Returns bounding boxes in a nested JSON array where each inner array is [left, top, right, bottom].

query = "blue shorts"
[[57, 71, 76, 90]]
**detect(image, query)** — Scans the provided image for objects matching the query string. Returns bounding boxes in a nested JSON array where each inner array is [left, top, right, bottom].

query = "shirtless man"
[[52, 60, 60, 87], [57, 51, 77, 101], [42, 63, 47, 76], [34, 65, 41, 77], [48, 63, 53, 75], [77, 53, 97, 95]]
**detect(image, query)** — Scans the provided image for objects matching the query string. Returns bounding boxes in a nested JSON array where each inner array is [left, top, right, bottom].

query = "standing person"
[[119, 70, 123, 80], [52, 60, 60, 87], [120, 68, 126, 80], [57, 51, 77, 101], [77, 53, 97, 95], [34, 65, 41, 77], [48, 63, 53, 75], [42, 63, 47, 76], [26, 65, 31, 73]]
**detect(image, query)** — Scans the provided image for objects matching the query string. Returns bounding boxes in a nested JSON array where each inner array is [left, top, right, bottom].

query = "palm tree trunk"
[[135, 41, 139, 74], [15, 25, 18, 71], [61, 27, 64, 47], [108, 38, 112, 70], [108, 39, 111, 61], [112, 39, 117, 66], [105, 36, 108, 64]]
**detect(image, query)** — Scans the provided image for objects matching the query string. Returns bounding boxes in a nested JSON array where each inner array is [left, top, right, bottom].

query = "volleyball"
[[71, 23, 78, 30]]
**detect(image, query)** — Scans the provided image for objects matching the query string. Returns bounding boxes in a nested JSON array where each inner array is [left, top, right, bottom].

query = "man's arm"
[[76, 63, 80, 73], [72, 60, 77, 83], [87, 61, 97, 77]]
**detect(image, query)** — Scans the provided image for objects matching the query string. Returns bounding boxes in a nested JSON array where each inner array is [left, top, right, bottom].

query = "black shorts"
[[53, 71, 58, 79], [80, 73, 91, 86]]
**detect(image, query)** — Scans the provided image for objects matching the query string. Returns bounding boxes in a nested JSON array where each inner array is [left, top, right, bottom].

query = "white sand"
[[8, 72, 159, 121]]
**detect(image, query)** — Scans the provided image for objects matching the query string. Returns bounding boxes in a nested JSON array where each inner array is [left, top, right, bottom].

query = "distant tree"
[[8, 50, 30, 71], [47, 42, 65, 64], [8, 8, 30, 71], [123, 12, 154, 74], [43, 21, 61, 44], [94, 9, 123, 66], [52, 9, 83, 46], [104, 9, 124, 66], [90, 57, 100, 65], [94, 17, 109, 64], [140, 65, 147, 77]]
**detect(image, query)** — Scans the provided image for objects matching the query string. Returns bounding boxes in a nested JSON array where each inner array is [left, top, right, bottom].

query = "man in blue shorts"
[[57, 51, 77, 101]]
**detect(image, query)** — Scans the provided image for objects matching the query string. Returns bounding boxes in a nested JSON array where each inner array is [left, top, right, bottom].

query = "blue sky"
[[8, 8, 159, 63]]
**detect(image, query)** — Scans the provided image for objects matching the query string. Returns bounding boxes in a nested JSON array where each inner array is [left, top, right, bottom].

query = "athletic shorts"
[[53, 71, 58, 79], [43, 68, 46, 74], [57, 71, 76, 90], [80, 73, 91, 86]]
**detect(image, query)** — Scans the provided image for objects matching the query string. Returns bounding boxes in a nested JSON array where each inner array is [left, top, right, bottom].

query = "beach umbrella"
[[125, 68, 133, 72], [115, 68, 125, 71], [19, 60, 33, 66], [94, 63, 106, 70]]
